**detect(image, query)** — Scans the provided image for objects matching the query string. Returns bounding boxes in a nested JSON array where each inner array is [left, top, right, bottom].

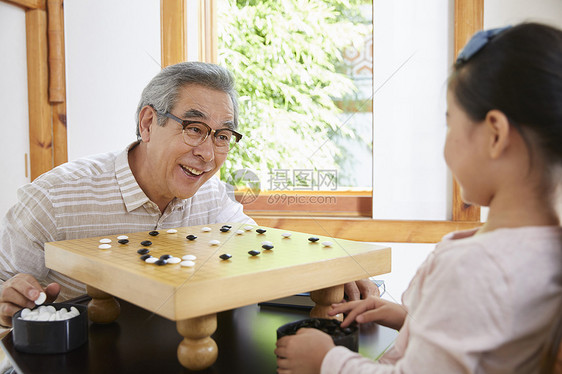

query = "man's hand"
[[275, 328, 335, 374], [343, 278, 380, 302], [0, 274, 60, 327]]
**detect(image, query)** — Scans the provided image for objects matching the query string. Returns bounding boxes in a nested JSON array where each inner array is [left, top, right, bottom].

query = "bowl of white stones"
[[12, 298, 88, 354]]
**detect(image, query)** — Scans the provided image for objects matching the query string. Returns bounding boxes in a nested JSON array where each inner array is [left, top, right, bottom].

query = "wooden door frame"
[[3, 0, 67, 180]]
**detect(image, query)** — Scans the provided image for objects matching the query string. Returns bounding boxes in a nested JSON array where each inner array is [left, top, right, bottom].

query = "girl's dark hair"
[[449, 23, 562, 166]]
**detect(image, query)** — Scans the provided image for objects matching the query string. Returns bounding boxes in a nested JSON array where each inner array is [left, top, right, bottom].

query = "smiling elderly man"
[[0, 62, 378, 328], [0, 62, 254, 327]]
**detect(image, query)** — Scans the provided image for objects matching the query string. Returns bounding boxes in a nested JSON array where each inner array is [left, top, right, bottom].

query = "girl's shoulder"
[[434, 226, 561, 282]]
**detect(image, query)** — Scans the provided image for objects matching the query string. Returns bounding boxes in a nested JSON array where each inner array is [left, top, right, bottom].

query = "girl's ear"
[[138, 106, 157, 142], [484, 109, 511, 159]]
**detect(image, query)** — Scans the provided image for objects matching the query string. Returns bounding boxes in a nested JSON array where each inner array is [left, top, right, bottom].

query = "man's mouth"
[[181, 165, 205, 176]]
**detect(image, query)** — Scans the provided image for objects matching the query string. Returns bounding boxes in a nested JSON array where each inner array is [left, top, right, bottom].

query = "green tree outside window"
[[218, 0, 372, 190]]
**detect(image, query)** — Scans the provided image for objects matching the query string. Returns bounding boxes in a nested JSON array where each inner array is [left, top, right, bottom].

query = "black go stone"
[[141, 240, 152, 246], [219, 253, 232, 260], [219, 227, 230, 232], [118, 239, 129, 244], [137, 248, 150, 255], [140, 254, 152, 261], [221, 225, 232, 229], [154, 259, 167, 266], [308, 237, 320, 242], [248, 250, 261, 256], [159, 254, 172, 260], [186, 235, 197, 241], [149, 231, 159, 236], [256, 228, 267, 234], [262, 244, 274, 250]]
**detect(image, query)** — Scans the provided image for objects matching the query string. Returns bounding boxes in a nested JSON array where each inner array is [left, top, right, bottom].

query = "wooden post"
[[161, 0, 187, 67], [26, 8, 53, 180], [47, 0, 68, 166], [3, 0, 45, 9], [198, 0, 217, 63], [452, 0, 483, 221]]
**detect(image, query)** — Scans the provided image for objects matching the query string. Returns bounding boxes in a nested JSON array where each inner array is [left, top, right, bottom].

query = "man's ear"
[[484, 109, 511, 159], [138, 106, 157, 142]]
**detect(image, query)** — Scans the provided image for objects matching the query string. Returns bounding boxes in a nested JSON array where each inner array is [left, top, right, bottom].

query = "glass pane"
[[218, 0, 373, 194]]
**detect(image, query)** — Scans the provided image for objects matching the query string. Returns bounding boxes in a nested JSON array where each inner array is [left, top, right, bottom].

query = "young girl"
[[275, 22, 562, 374]]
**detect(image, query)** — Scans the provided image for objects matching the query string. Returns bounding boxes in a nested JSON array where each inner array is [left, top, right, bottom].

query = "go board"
[[45, 223, 391, 321]]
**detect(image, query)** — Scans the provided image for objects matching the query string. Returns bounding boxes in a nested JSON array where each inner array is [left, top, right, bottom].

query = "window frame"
[[18, 0, 483, 243], [199, 0, 482, 242]]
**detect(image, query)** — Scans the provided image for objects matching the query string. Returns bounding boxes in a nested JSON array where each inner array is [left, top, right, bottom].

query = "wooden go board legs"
[[86, 285, 121, 324], [177, 313, 218, 370], [310, 284, 344, 321], [83, 283, 344, 370]]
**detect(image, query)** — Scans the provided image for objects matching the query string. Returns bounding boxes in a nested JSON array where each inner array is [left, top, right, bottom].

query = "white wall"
[[0, 3, 30, 218], [373, 0, 453, 220], [64, 0, 161, 161], [484, 0, 562, 28], [372, 0, 562, 221]]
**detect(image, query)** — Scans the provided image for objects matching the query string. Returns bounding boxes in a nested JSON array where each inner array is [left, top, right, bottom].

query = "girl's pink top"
[[322, 226, 562, 374]]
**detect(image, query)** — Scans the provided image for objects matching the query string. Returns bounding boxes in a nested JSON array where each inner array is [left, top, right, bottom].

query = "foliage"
[[218, 0, 371, 189]]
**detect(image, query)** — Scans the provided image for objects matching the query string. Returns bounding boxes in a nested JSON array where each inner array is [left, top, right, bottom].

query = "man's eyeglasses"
[[160, 111, 243, 154]]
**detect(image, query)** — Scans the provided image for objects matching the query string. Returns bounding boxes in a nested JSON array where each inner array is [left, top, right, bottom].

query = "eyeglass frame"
[[154, 109, 243, 152]]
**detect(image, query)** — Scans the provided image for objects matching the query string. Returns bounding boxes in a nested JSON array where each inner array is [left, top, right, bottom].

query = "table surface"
[[44, 224, 391, 320], [1, 296, 398, 374]]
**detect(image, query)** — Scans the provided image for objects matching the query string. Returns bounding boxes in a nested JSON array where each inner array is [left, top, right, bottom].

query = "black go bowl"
[[277, 318, 358, 352], [12, 302, 88, 354]]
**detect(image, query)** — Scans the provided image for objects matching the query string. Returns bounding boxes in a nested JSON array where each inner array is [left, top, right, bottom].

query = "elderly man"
[[0, 62, 377, 328], [0, 62, 253, 327]]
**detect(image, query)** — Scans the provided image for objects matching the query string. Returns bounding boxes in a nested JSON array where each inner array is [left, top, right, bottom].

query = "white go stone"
[[99, 238, 112, 244], [166, 229, 178, 234], [145, 257, 158, 264], [37, 313, 51, 321], [209, 240, 220, 246], [167, 257, 181, 264], [281, 232, 292, 238], [182, 254, 197, 261], [321, 241, 333, 247], [201, 227, 212, 232], [34, 292, 47, 305], [98, 244, 112, 250], [20, 304, 81, 322], [261, 241, 273, 246], [235, 230, 244, 235], [243, 225, 254, 231], [117, 235, 129, 240], [180, 260, 195, 267]]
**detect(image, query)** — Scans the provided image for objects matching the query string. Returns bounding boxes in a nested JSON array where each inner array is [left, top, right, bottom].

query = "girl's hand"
[[275, 328, 335, 374], [330, 296, 407, 330]]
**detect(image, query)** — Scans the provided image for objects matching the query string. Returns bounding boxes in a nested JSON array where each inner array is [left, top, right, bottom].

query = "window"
[[216, 0, 374, 216]]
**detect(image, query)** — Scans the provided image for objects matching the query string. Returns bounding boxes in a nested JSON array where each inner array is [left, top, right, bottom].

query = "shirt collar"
[[115, 141, 151, 212], [115, 141, 189, 213]]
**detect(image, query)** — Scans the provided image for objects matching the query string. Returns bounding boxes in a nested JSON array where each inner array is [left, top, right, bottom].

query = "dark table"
[[1, 296, 398, 374]]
